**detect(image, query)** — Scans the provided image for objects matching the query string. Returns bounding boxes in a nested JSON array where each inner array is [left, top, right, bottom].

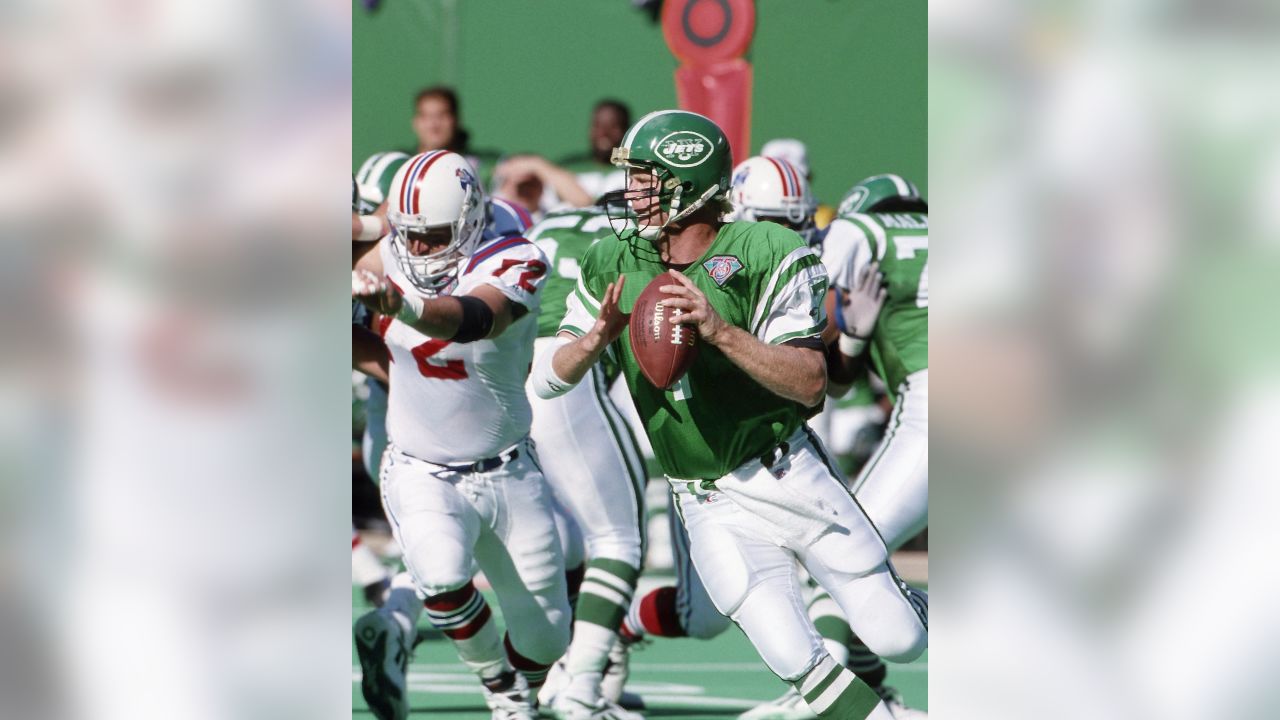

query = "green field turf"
[[352, 581, 928, 718]]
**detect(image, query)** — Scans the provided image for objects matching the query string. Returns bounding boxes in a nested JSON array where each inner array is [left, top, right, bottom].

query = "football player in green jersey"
[[522, 205, 649, 720], [733, 166, 928, 720], [791, 175, 930, 720], [532, 110, 927, 720]]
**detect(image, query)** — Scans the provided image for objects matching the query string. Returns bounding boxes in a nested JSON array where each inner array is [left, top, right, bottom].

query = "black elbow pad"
[[450, 295, 496, 343]]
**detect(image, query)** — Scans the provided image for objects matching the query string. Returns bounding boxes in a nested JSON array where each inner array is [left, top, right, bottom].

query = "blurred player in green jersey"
[[523, 204, 648, 720]]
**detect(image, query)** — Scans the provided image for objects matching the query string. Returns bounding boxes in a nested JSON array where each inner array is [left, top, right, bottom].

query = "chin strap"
[[664, 183, 721, 228]]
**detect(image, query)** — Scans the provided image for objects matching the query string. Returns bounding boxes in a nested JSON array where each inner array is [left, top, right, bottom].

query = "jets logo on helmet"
[[838, 173, 926, 215], [385, 151, 487, 293], [657, 131, 713, 166], [608, 109, 732, 241]]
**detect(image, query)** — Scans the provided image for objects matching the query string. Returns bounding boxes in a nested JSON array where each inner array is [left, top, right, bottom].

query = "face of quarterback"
[[404, 226, 453, 257], [626, 168, 665, 227], [591, 106, 627, 163], [413, 96, 457, 151]]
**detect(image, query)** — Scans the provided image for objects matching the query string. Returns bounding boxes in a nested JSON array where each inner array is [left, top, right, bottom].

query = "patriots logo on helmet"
[[456, 166, 476, 192], [702, 255, 744, 286], [732, 167, 750, 188]]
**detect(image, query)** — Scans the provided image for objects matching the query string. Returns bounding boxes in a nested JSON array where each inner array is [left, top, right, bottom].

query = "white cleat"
[[537, 658, 570, 709], [353, 608, 413, 720], [737, 687, 816, 720], [551, 694, 646, 720], [482, 671, 538, 720], [600, 635, 645, 707], [877, 686, 927, 719]]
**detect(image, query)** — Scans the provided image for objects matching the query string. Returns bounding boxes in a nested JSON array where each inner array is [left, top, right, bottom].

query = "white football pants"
[[850, 369, 928, 551], [675, 426, 927, 682], [527, 339, 647, 568], [379, 439, 571, 664]]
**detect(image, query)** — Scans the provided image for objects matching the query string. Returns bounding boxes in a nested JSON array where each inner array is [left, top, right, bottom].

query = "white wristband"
[[838, 334, 867, 357], [356, 215, 385, 242], [530, 336, 577, 399]]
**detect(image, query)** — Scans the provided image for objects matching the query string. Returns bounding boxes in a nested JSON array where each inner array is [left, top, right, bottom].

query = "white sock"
[[563, 669, 603, 705], [566, 622, 616, 675], [382, 573, 422, 631]]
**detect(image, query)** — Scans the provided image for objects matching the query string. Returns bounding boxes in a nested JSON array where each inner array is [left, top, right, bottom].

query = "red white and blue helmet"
[[728, 155, 817, 238], [385, 151, 486, 293]]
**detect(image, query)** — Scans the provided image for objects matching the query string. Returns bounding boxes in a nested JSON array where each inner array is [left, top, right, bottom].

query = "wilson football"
[[629, 273, 699, 390]]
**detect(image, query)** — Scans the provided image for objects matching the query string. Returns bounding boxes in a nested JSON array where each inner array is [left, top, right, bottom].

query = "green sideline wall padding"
[[353, 0, 925, 205]]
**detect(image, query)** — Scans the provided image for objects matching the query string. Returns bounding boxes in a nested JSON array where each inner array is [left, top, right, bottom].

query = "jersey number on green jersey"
[[896, 234, 929, 308]]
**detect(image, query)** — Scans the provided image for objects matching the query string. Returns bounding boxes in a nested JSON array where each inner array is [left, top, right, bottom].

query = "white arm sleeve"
[[530, 335, 577, 399]]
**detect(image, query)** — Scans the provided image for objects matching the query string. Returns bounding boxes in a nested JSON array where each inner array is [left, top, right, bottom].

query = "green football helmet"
[[838, 173, 928, 215], [609, 110, 733, 239], [355, 151, 411, 214]]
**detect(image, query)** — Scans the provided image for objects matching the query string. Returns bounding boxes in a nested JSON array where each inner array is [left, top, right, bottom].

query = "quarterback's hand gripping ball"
[[630, 272, 699, 390]]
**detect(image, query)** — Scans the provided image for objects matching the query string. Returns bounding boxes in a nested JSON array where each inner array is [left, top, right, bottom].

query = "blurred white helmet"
[[760, 138, 810, 180], [386, 151, 486, 293], [728, 155, 817, 235]]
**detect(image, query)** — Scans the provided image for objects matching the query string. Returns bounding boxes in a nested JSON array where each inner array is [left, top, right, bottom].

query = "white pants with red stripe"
[[380, 438, 571, 664]]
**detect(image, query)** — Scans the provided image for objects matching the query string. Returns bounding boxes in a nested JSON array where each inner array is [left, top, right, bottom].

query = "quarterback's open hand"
[[584, 275, 629, 354], [352, 269, 403, 317], [660, 270, 729, 345], [835, 262, 886, 338]]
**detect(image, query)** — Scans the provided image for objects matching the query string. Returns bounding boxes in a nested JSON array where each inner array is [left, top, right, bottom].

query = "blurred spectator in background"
[[411, 85, 501, 185], [491, 153, 592, 223], [762, 137, 837, 228], [556, 99, 631, 204]]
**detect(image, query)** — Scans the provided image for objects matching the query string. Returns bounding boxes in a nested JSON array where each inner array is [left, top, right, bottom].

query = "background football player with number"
[[531, 110, 927, 720], [746, 174, 931, 720], [351, 150, 568, 720]]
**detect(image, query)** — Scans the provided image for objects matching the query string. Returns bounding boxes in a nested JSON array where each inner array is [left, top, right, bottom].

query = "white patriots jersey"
[[378, 235, 549, 465]]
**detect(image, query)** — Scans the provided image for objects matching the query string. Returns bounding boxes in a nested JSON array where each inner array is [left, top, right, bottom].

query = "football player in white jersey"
[[351, 150, 569, 720]]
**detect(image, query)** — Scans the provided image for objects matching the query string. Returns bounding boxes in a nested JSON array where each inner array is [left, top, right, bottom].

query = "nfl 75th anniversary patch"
[[702, 255, 744, 286]]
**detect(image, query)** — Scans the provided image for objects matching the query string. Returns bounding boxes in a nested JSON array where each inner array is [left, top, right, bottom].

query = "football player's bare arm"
[[709, 326, 827, 407], [352, 211, 388, 243], [660, 271, 826, 407], [352, 324, 389, 384], [353, 240, 384, 274], [354, 280, 520, 341], [550, 277, 628, 385], [822, 288, 862, 387], [496, 155, 592, 208], [825, 341, 855, 398]]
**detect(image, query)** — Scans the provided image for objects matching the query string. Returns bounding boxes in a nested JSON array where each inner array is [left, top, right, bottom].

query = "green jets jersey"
[[820, 212, 929, 395], [527, 209, 618, 338], [560, 222, 829, 480]]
